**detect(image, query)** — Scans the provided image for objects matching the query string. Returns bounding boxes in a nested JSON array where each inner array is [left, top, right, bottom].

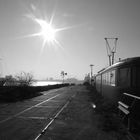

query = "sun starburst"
[[24, 12, 66, 51], [18, 3, 78, 53], [34, 18, 57, 45]]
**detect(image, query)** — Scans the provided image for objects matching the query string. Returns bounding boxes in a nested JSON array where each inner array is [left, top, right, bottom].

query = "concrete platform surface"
[[38, 85, 128, 140]]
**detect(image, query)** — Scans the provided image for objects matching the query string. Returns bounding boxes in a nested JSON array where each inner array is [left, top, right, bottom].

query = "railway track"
[[0, 94, 60, 124], [34, 91, 77, 140], [0, 87, 77, 140], [0, 88, 67, 123], [1, 85, 137, 140], [34, 99, 71, 140]]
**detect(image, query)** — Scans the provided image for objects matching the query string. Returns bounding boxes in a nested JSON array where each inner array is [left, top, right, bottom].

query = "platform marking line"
[[34, 101, 70, 140], [43, 88, 63, 95], [0, 94, 60, 124], [17, 116, 48, 120], [34, 92, 77, 140]]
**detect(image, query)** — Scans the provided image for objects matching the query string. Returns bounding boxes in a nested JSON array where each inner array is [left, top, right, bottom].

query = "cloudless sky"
[[0, 0, 140, 80]]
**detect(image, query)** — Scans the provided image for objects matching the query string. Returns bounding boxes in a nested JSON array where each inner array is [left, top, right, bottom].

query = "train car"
[[95, 57, 140, 103]]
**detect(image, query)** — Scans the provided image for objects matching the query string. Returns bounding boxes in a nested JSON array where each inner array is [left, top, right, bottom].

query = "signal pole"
[[61, 71, 67, 83]]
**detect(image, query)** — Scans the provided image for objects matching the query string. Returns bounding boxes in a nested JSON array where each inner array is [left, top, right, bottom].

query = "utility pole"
[[90, 64, 94, 85], [105, 38, 118, 66]]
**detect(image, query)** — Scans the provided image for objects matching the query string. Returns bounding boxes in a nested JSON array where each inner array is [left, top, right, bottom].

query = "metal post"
[[112, 52, 115, 65], [61, 71, 67, 84], [90, 64, 94, 85], [108, 55, 111, 66]]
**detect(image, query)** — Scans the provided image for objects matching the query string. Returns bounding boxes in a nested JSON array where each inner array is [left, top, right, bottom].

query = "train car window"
[[118, 68, 130, 87], [96, 75, 101, 84], [96, 75, 102, 92], [110, 70, 116, 86], [102, 73, 106, 85], [102, 71, 115, 86], [132, 66, 140, 87], [107, 72, 110, 85], [102, 73, 109, 85], [136, 67, 140, 86], [132, 67, 137, 87]]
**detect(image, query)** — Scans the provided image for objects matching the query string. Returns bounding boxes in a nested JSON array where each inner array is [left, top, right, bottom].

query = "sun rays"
[[33, 18, 58, 49], [20, 3, 70, 52], [36, 19, 56, 42], [24, 14, 62, 51], [15, 2, 82, 55]]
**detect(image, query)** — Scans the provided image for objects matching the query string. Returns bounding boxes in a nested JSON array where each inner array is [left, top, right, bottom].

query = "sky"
[[0, 0, 140, 80]]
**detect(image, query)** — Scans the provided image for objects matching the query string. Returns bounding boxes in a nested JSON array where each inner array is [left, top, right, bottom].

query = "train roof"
[[97, 57, 140, 74]]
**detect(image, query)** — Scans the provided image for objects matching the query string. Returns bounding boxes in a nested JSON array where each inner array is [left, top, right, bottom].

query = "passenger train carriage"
[[95, 57, 140, 103], [95, 57, 140, 130]]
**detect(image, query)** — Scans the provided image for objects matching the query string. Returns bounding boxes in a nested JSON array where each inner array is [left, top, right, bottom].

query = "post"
[[108, 55, 111, 66], [112, 52, 115, 65], [61, 71, 67, 84]]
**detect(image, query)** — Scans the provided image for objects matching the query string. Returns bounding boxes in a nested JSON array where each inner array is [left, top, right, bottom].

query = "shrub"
[[15, 72, 34, 86]]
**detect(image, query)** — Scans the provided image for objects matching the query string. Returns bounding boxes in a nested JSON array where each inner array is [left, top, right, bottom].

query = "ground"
[[0, 85, 138, 140], [38, 85, 129, 140]]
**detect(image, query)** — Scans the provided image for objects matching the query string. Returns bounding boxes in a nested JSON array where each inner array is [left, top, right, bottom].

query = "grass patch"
[[86, 85, 127, 135], [0, 84, 69, 102]]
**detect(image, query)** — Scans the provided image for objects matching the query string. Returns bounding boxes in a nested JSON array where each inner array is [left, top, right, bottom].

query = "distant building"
[[4, 75, 17, 86], [0, 77, 5, 86], [49, 77, 54, 81]]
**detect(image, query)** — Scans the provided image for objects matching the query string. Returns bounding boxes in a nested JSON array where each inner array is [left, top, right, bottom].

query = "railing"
[[118, 101, 129, 115], [118, 93, 140, 130], [123, 92, 140, 100]]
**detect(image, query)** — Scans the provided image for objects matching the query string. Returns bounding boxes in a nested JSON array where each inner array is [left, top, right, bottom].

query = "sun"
[[22, 13, 67, 51], [22, 5, 75, 51], [35, 19, 56, 43]]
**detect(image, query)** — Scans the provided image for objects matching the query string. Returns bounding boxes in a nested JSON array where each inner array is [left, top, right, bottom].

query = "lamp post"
[[90, 64, 94, 85]]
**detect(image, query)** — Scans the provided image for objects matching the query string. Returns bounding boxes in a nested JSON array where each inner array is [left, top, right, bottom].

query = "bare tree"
[[15, 72, 34, 86]]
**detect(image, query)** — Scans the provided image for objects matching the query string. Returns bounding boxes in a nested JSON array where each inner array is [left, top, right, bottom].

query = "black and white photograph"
[[0, 0, 140, 139]]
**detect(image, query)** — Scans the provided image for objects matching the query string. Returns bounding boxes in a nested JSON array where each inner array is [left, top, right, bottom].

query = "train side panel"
[[101, 68, 121, 102], [95, 57, 140, 103], [95, 74, 102, 93], [95, 57, 140, 130]]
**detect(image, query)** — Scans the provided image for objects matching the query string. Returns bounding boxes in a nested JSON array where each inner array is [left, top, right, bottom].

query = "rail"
[[123, 93, 140, 100]]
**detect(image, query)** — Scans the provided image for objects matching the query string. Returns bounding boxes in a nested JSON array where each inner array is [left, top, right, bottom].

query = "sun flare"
[[22, 4, 76, 51], [35, 19, 56, 43]]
